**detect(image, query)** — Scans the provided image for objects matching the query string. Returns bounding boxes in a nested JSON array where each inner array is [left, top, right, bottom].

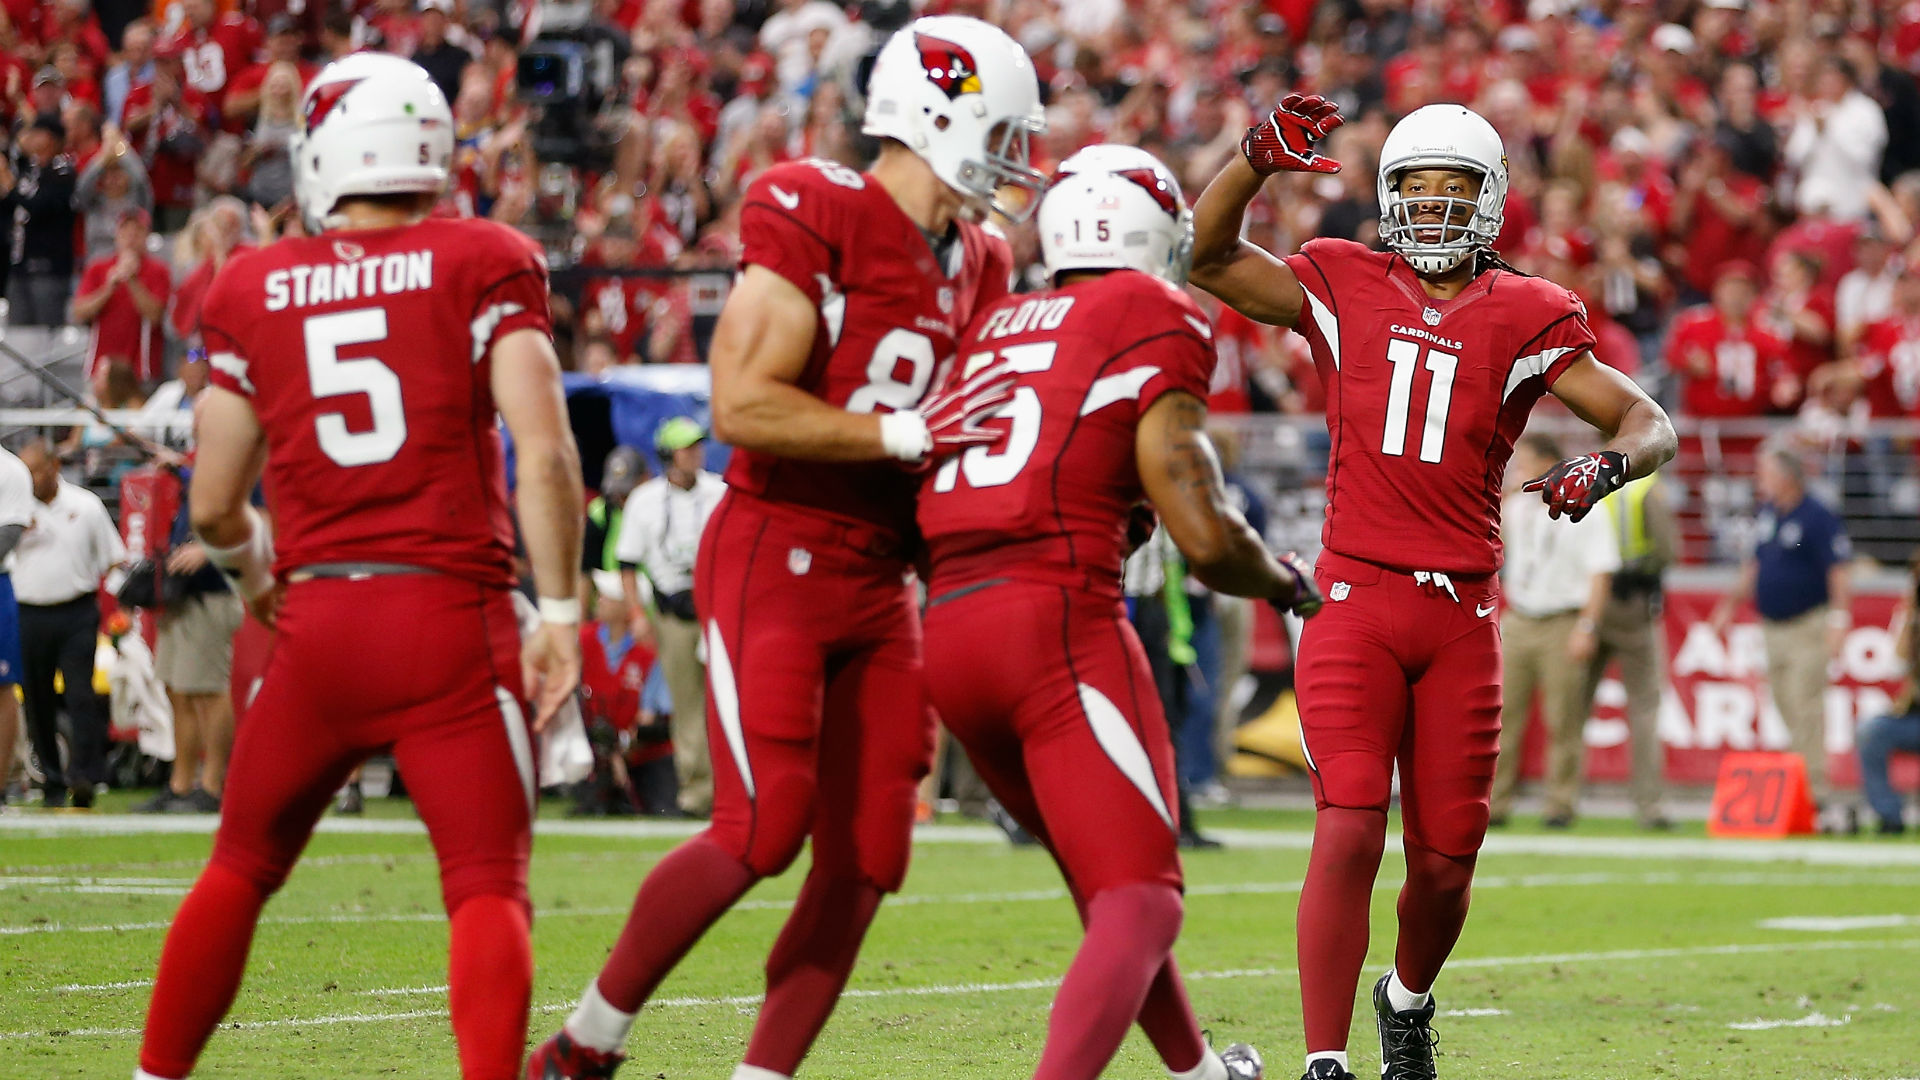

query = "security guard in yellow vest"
[[1580, 473, 1677, 829]]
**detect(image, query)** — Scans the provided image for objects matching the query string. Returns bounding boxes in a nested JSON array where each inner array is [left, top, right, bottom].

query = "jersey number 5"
[[1381, 337, 1458, 464], [306, 309, 409, 467], [932, 342, 1056, 491]]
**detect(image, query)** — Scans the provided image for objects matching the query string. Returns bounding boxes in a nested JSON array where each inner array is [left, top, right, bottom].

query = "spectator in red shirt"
[[123, 44, 211, 232], [41, 0, 110, 78], [71, 207, 171, 383], [160, 0, 262, 107], [169, 196, 249, 349], [223, 15, 315, 131], [1668, 134, 1769, 303], [1760, 248, 1837, 409], [48, 43, 100, 109], [1668, 262, 1794, 418], [1850, 267, 1920, 418]]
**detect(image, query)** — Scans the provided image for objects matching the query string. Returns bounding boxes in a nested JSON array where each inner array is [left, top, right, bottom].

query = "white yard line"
[[7, 937, 1917, 1042], [1729, 1012, 1853, 1030], [1758, 914, 1920, 932], [15, 869, 1920, 940], [12, 814, 1920, 868]]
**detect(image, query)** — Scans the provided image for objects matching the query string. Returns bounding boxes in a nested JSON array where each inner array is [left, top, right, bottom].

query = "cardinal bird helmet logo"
[[305, 78, 364, 135], [916, 33, 983, 100], [1113, 167, 1181, 217]]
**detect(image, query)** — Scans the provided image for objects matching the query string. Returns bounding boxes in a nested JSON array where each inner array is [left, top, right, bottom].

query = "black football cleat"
[[1300, 1059, 1356, 1080], [1220, 1042, 1265, 1080], [1373, 973, 1440, 1080], [525, 1030, 626, 1080]]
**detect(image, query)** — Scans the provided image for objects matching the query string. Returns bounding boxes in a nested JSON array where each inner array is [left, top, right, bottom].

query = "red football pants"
[[695, 493, 934, 892], [1295, 550, 1504, 857], [924, 581, 1182, 895], [211, 574, 535, 912]]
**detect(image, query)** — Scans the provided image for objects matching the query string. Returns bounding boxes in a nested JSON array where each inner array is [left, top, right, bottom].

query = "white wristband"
[[878, 410, 932, 462], [199, 506, 275, 601], [538, 596, 582, 625]]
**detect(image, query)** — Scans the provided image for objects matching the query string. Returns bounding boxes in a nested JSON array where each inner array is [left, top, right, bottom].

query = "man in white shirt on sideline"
[[615, 417, 725, 816], [0, 444, 36, 805], [14, 440, 127, 809], [1489, 433, 1622, 829]]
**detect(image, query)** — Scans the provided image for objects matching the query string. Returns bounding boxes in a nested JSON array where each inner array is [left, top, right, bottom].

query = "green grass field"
[[5, 801, 1920, 1079]]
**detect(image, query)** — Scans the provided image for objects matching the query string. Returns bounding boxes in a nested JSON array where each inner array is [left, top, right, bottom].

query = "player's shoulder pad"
[[1079, 271, 1212, 343], [743, 158, 868, 230], [1297, 236, 1385, 267], [438, 217, 549, 277]]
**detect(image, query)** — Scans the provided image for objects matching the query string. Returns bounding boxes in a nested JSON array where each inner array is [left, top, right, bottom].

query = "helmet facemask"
[[1378, 163, 1501, 276], [954, 117, 1048, 223]]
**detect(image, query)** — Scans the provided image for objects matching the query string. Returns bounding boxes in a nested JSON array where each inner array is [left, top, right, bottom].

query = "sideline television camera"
[[516, 4, 627, 169]]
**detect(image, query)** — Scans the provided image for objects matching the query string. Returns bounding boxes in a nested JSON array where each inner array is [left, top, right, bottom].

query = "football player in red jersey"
[[1190, 98, 1677, 1080], [133, 53, 583, 1080], [527, 16, 1037, 1080], [920, 144, 1319, 1080]]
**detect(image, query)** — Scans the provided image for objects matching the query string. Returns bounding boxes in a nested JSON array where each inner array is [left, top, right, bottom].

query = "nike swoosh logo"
[[769, 184, 800, 210], [1476, 603, 1496, 618]]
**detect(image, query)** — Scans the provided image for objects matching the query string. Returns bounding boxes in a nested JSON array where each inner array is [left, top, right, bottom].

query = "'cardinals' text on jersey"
[[202, 217, 551, 587], [1285, 239, 1595, 575], [918, 271, 1215, 598], [729, 157, 1012, 539]]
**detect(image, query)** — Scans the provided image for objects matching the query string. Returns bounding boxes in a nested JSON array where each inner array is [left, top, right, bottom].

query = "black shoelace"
[[1382, 1009, 1441, 1080]]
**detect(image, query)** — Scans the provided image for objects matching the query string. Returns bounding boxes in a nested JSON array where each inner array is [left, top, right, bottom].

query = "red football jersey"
[[1664, 306, 1788, 418], [1856, 316, 1920, 417], [163, 15, 263, 99], [1284, 239, 1595, 575], [728, 158, 1012, 539], [918, 271, 1214, 600], [201, 217, 552, 587]]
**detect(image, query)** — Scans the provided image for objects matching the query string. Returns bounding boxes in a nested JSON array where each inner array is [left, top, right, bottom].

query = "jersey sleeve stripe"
[[1080, 366, 1163, 416], [470, 302, 528, 364], [1301, 288, 1341, 371], [1502, 310, 1585, 402], [208, 350, 254, 394], [1502, 346, 1579, 402]]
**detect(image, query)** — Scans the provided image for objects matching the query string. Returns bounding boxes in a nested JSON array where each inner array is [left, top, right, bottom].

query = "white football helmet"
[[1376, 104, 1509, 276], [861, 15, 1047, 222], [293, 52, 454, 231], [1039, 144, 1193, 286]]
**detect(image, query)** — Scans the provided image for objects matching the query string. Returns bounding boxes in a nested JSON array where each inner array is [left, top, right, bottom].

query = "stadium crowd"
[[5, 0, 1920, 427]]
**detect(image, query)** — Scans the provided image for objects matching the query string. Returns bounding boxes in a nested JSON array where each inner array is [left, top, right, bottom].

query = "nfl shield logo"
[[788, 547, 812, 576], [1422, 307, 1442, 326], [1329, 582, 1351, 602], [937, 287, 955, 315], [333, 240, 367, 262]]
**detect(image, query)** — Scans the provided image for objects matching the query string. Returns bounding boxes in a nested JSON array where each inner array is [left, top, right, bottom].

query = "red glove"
[[1523, 450, 1629, 522], [1241, 93, 1346, 176], [1272, 550, 1324, 619], [884, 360, 1017, 462]]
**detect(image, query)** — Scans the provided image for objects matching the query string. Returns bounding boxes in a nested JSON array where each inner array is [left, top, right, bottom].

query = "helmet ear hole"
[[932, 114, 950, 131]]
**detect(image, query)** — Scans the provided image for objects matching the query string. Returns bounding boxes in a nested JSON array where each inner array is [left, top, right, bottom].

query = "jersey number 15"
[[932, 342, 1057, 492]]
